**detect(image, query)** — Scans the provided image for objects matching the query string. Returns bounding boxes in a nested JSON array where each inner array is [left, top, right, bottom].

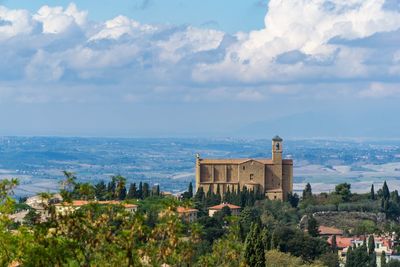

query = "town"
[[1, 137, 400, 266]]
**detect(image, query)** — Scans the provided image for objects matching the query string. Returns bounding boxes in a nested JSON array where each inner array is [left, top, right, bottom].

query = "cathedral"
[[195, 136, 293, 200]]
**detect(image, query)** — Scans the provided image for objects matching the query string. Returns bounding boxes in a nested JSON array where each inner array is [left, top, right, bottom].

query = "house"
[[208, 203, 241, 217], [54, 200, 138, 216], [318, 226, 344, 237], [176, 207, 198, 223], [328, 235, 397, 267]]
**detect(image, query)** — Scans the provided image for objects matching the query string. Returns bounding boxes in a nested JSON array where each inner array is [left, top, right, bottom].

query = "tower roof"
[[272, 135, 283, 141]]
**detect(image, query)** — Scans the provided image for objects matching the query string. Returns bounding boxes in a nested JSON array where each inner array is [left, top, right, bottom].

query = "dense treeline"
[[2, 172, 400, 266], [60, 171, 162, 201]]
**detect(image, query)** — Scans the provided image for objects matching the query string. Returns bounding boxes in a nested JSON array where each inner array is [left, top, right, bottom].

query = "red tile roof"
[[319, 226, 344, 236], [328, 236, 353, 249], [55, 200, 137, 209], [209, 203, 241, 210], [176, 207, 198, 213]]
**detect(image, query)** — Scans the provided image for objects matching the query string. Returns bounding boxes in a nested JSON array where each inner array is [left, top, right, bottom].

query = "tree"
[[368, 235, 375, 255], [244, 223, 265, 267], [303, 183, 312, 199], [188, 182, 193, 198], [383, 181, 390, 200], [138, 182, 143, 199], [335, 183, 352, 202], [23, 209, 40, 226], [391, 190, 400, 204], [345, 243, 370, 267], [287, 192, 299, 208], [370, 184, 376, 200], [78, 183, 95, 200], [127, 183, 137, 199], [142, 183, 150, 198], [331, 235, 338, 253], [381, 251, 387, 267], [94, 181, 107, 200], [307, 215, 319, 237]]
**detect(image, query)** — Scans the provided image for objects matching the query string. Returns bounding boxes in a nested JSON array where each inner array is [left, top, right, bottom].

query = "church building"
[[195, 136, 293, 200]]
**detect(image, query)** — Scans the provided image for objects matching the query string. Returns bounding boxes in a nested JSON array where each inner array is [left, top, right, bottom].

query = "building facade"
[[195, 136, 293, 200]]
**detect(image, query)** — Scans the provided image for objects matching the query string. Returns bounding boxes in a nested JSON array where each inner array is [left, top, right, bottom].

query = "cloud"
[[0, 0, 399, 105], [359, 82, 400, 98]]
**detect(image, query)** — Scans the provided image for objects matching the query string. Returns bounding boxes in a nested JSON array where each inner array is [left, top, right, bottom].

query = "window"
[[250, 174, 254, 180], [274, 196, 277, 199], [242, 166, 245, 170]]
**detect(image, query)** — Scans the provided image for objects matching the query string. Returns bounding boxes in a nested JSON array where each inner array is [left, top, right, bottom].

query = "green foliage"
[[383, 181, 390, 200], [335, 183, 352, 202], [387, 260, 400, 267], [303, 183, 313, 199], [271, 226, 329, 261], [370, 184, 376, 200], [318, 252, 340, 267], [353, 220, 377, 236], [345, 243, 375, 267], [287, 192, 300, 208], [307, 215, 319, 237], [368, 235, 375, 255], [244, 223, 265, 267]]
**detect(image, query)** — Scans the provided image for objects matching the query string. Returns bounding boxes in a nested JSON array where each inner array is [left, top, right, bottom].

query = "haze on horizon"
[[0, 0, 400, 139]]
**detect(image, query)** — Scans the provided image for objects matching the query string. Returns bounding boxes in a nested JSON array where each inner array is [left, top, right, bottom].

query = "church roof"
[[199, 158, 293, 165]]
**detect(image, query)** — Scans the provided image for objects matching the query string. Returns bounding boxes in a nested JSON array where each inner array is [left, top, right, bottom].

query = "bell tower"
[[272, 135, 283, 164]]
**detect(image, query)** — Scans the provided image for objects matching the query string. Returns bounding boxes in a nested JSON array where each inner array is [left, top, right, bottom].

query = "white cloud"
[[0, 1, 399, 104], [33, 3, 87, 34], [0, 6, 36, 39], [359, 82, 400, 98], [89, 15, 156, 41], [194, 0, 400, 84]]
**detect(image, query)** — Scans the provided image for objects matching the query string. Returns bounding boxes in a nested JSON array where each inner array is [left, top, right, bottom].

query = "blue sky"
[[1, 0, 268, 33], [0, 0, 400, 138]]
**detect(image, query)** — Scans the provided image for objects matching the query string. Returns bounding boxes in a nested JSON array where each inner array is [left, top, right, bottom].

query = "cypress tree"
[[143, 183, 150, 198], [94, 180, 107, 200], [303, 183, 312, 199], [156, 184, 160, 196], [138, 182, 143, 199], [383, 181, 390, 200], [216, 184, 222, 203], [370, 184, 376, 200], [391, 190, 400, 204], [381, 251, 387, 267], [188, 182, 193, 198], [119, 185, 127, 200], [345, 246, 354, 267], [194, 187, 205, 203], [307, 215, 320, 237], [244, 223, 265, 267], [368, 235, 375, 255], [127, 183, 137, 199], [224, 186, 231, 203], [331, 235, 338, 253]]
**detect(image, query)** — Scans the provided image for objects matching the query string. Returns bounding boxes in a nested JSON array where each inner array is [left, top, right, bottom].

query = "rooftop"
[[318, 226, 344, 236], [176, 206, 198, 213], [209, 203, 241, 210], [199, 158, 293, 165], [55, 200, 138, 209]]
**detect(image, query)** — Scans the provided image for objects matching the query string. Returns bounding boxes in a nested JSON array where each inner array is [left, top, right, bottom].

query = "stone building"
[[195, 136, 293, 200]]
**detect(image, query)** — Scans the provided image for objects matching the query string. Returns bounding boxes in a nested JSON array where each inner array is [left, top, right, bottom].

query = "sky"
[[0, 0, 400, 138]]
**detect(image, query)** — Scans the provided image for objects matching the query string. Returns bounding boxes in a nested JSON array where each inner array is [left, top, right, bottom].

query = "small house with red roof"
[[208, 203, 241, 217], [176, 206, 198, 223], [54, 200, 138, 215]]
